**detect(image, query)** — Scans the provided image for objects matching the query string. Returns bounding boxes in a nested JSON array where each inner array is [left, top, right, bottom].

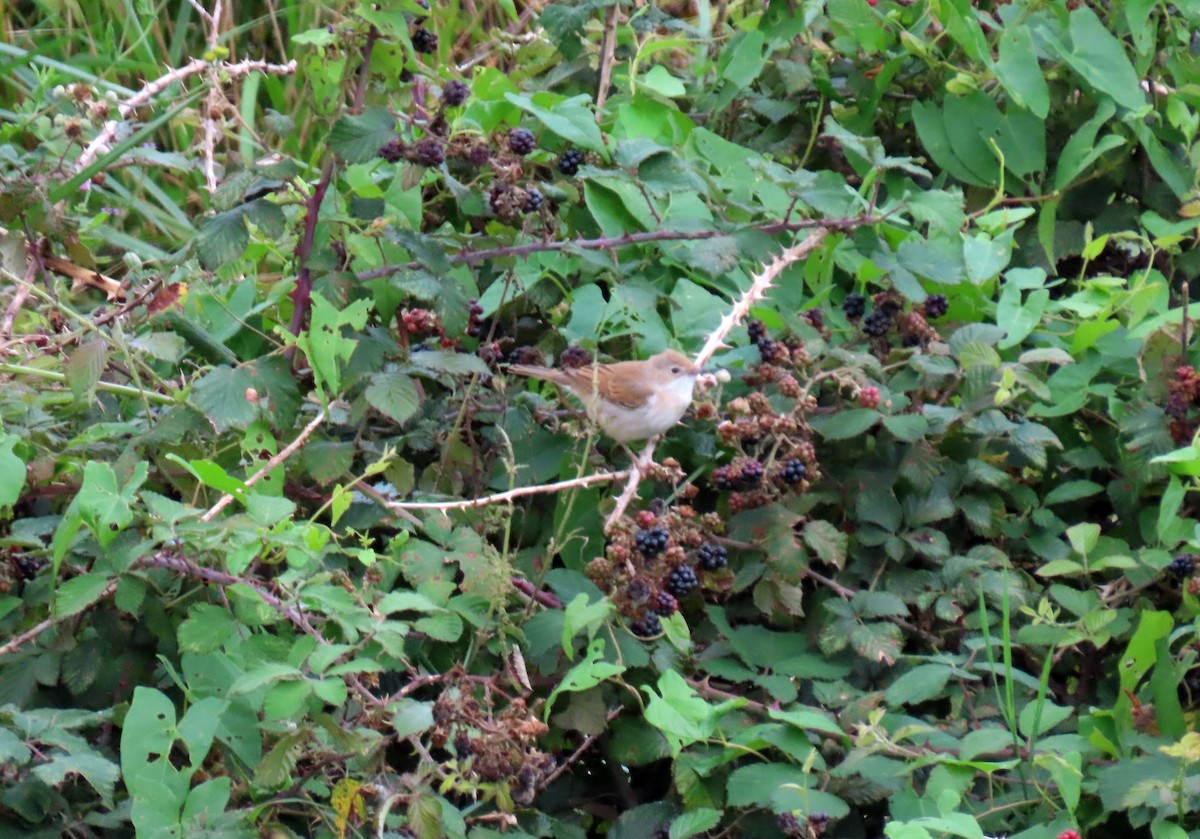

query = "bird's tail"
[[508, 365, 571, 386]]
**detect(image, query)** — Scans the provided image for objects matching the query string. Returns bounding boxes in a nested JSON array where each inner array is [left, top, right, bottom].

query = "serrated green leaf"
[[327, 107, 397, 163], [366, 371, 421, 425]]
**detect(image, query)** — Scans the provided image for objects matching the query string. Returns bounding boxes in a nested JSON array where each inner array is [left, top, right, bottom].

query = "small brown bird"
[[509, 349, 701, 443]]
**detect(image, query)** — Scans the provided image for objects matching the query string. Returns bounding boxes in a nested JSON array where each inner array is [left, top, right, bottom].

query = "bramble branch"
[[76, 56, 297, 172], [385, 468, 630, 512]]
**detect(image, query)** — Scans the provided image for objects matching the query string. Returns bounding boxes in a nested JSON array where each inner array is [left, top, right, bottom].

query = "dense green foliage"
[[3, 0, 1200, 837]]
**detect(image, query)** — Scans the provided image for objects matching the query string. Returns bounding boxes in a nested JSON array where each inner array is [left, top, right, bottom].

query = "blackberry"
[[842, 292, 866, 319], [558, 148, 585, 175], [780, 459, 807, 484], [413, 137, 446, 167], [863, 308, 892, 337], [652, 591, 678, 616], [902, 333, 923, 348], [411, 27, 438, 54], [635, 526, 670, 557], [560, 345, 592, 368], [879, 299, 902, 317], [924, 293, 949, 318], [508, 127, 536, 156], [630, 613, 661, 638], [809, 813, 831, 829], [777, 812, 802, 836], [757, 337, 777, 361], [627, 579, 652, 601], [378, 138, 406, 163], [15, 555, 42, 581], [653, 824, 671, 839], [697, 543, 728, 571], [442, 80, 470, 106], [739, 460, 764, 486], [712, 465, 734, 490], [1167, 554, 1197, 580], [664, 564, 698, 597], [748, 319, 766, 343], [453, 731, 473, 755], [1167, 392, 1189, 419], [522, 188, 543, 213], [805, 308, 825, 329]]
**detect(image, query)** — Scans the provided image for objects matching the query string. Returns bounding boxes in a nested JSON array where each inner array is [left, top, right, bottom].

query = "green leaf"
[[366, 372, 422, 425], [188, 366, 258, 432], [808, 409, 878, 440], [643, 670, 743, 757], [717, 30, 765, 88], [327, 106, 397, 163], [802, 520, 847, 568], [305, 294, 372, 396], [545, 638, 624, 719], [669, 808, 721, 839], [0, 433, 26, 508], [196, 208, 249, 270], [408, 350, 490, 377], [993, 25, 1049, 118], [65, 340, 107, 403], [56, 574, 114, 618], [1053, 7, 1147, 113]]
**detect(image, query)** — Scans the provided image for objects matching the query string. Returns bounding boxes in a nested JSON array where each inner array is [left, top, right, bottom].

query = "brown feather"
[[509, 361, 655, 409]]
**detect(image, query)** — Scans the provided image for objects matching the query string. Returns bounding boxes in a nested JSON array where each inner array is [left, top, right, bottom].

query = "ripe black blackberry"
[[747, 319, 766, 343], [780, 458, 807, 484], [843, 292, 866, 319], [863, 308, 892, 337], [522, 188, 543, 213], [508, 127, 536, 156], [635, 526, 670, 557], [924, 293, 949, 318], [411, 27, 438, 54], [560, 345, 592, 368], [630, 613, 661, 638], [413, 137, 445, 167], [1167, 554, 1197, 580], [378, 138, 406, 163], [652, 591, 678, 616], [442, 80, 470, 106], [739, 460, 764, 486], [664, 564, 698, 597], [756, 337, 777, 361], [697, 543, 728, 571], [777, 812, 802, 837], [558, 148, 585, 175], [879, 299, 902, 317], [15, 555, 42, 581]]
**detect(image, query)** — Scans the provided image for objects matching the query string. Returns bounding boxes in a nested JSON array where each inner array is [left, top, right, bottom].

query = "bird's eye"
[[671, 366, 681, 374]]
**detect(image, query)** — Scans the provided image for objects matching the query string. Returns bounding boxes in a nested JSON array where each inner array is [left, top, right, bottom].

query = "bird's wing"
[[567, 361, 655, 409]]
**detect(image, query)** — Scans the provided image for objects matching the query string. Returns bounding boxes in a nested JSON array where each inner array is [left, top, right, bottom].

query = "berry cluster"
[[636, 526, 670, 557], [442, 80, 470, 107], [402, 308, 442, 339], [664, 564, 698, 597], [780, 458, 807, 484], [560, 345, 592, 368], [428, 674, 554, 806], [558, 148, 585, 176], [411, 27, 438, 54], [849, 293, 943, 351], [630, 613, 662, 637], [697, 543, 727, 571], [842, 292, 866, 320], [466, 300, 486, 338], [923, 293, 949, 318], [508, 127, 537, 156], [858, 385, 880, 409], [1166, 365, 1200, 444], [778, 811, 831, 838], [1167, 553, 1198, 580]]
